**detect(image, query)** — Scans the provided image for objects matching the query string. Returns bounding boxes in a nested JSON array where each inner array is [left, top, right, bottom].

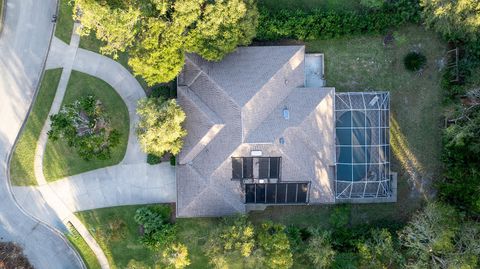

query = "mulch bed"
[[0, 242, 34, 269]]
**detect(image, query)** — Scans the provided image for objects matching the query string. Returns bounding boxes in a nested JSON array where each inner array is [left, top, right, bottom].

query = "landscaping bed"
[[43, 70, 129, 181], [10, 68, 63, 186]]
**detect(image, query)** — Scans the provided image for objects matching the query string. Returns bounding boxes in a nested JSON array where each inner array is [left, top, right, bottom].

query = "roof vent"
[[251, 150, 262, 156], [279, 137, 285, 144], [283, 108, 289, 120]]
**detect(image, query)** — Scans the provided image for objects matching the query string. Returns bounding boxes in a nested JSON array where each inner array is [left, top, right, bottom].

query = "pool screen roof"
[[335, 92, 391, 199]]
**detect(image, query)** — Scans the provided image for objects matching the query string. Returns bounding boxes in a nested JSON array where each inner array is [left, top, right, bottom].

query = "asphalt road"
[[0, 0, 83, 268]]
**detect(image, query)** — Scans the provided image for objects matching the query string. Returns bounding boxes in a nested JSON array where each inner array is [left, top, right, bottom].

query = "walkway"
[[0, 0, 84, 268]]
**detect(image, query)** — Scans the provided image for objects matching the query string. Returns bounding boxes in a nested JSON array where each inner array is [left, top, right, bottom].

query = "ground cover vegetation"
[[10, 69, 62, 186], [43, 71, 129, 181], [73, 0, 258, 86], [66, 223, 102, 269]]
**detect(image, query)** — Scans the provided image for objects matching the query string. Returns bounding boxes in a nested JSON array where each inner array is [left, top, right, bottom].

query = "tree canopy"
[[136, 97, 187, 157], [420, 0, 480, 41], [74, 0, 258, 85]]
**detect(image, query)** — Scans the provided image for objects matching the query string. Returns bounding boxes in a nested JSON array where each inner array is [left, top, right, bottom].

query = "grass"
[[55, 0, 75, 44], [258, 0, 362, 12], [43, 71, 129, 181], [66, 223, 101, 269], [10, 69, 62, 186], [75, 205, 159, 269]]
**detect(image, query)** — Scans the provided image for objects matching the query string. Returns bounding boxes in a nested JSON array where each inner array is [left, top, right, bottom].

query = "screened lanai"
[[334, 92, 391, 199]]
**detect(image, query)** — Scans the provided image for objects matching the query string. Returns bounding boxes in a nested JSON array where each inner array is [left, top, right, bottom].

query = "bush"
[[257, 222, 293, 269], [256, 0, 420, 41], [147, 154, 161, 165], [403, 52, 427, 71], [360, 0, 384, 9], [170, 155, 176, 166], [134, 205, 176, 250], [48, 95, 121, 160], [305, 230, 335, 269], [162, 243, 191, 269]]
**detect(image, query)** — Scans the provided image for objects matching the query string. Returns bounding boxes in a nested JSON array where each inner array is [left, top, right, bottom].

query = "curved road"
[[0, 0, 83, 268]]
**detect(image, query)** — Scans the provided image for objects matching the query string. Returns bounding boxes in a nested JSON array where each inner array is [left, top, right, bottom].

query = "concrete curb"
[[5, 0, 86, 268], [0, 0, 6, 36]]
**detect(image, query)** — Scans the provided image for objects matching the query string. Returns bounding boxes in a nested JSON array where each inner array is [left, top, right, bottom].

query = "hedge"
[[256, 0, 421, 41]]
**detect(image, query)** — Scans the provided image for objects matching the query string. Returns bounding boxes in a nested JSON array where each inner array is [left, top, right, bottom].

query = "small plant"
[[393, 31, 408, 46], [170, 155, 176, 166], [147, 154, 162, 165], [48, 95, 120, 160], [134, 205, 176, 250], [404, 52, 427, 72]]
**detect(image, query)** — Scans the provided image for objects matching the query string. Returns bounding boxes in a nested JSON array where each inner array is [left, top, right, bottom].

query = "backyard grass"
[[66, 223, 101, 269], [75, 205, 159, 269], [258, 0, 362, 12], [43, 71, 129, 181], [55, 0, 75, 44], [10, 69, 62, 186]]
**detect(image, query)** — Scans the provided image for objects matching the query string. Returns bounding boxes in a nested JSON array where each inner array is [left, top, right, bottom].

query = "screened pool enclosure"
[[335, 92, 391, 199]]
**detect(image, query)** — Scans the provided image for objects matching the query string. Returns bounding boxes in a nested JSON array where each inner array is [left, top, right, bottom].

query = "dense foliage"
[[439, 107, 480, 215], [404, 51, 427, 71], [420, 0, 480, 42], [74, 0, 258, 85], [256, 0, 420, 41], [134, 205, 176, 249], [136, 97, 187, 157], [48, 95, 120, 160], [399, 203, 480, 268], [357, 229, 401, 268], [162, 243, 190, 269], [304, 230, 335, 269]]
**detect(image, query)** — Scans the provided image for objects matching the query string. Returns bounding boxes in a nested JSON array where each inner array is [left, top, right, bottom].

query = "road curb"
[[4, 0, 86, 268]]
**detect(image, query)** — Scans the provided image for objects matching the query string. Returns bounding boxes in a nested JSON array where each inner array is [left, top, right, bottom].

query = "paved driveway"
[[0, 0, 83, 268]]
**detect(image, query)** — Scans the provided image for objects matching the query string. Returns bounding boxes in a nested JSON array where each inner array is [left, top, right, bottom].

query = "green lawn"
[[258, 0, 362, 12], [10, 69, 62, 186], [55, 0, 75, 44], [66, 223, 101, 269], [43, 71, 129, 181], [75, 205, 159, 269]]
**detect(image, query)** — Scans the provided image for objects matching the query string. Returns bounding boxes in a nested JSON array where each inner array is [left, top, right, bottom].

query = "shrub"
[[147, 154, 161, 165], [305, 230, 335, 269], [360, 0, 384, 9], [357, 229, 402, 268], [403, 52, 427, 71], [257, 222, 293, 269], [48, 95, 120, 160], [170, 155, 176, 166], [256, 0, 420, 41], [134, 205, 176, 249], [162, 243, 191, 269]]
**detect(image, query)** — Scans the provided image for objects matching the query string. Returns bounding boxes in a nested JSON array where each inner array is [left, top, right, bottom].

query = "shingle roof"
[[176, 46, 335, 217]]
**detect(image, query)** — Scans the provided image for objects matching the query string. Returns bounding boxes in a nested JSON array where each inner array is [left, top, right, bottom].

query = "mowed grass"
[[55, 0, 74, 44], [66, 223, 101, 269], [43, 71, 129, 181], [258, 0, 362, 12], [75, 205, 159, 269], [10, 69, 62, 186]]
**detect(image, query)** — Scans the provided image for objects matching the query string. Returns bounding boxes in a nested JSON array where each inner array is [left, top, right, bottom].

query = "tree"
[[398, 202, 480, 268], [74, 0, 259, 85], [420, 0, 480, 41], [257, 222, 293, 269], [136, 97, 187, 157], [74, 0, 141, 58], [304, 230, 335, 269], [162, 243, 191, 269], [439, 107, 480, 216], [357, 229, 401, 269], [205, 215, 256, 269], [134, 205, 176, 249]]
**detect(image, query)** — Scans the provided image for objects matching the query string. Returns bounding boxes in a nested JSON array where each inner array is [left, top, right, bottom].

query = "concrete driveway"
[[0, 0, 83, 268]]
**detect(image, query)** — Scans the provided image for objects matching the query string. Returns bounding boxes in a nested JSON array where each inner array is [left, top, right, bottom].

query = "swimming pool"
[[336, 110, 371, 182]]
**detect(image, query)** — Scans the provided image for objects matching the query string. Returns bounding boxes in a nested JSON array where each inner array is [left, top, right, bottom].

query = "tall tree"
[[136, 97, 187, 156], [420, 0, 480, 41], [74, 0, 259, 85]]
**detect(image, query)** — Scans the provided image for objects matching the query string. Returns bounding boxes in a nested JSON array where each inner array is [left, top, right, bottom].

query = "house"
[[176, 46, 394, 218]]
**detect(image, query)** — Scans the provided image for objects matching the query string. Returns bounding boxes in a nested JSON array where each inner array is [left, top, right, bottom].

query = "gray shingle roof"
[[176, 46, 335, 217]]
